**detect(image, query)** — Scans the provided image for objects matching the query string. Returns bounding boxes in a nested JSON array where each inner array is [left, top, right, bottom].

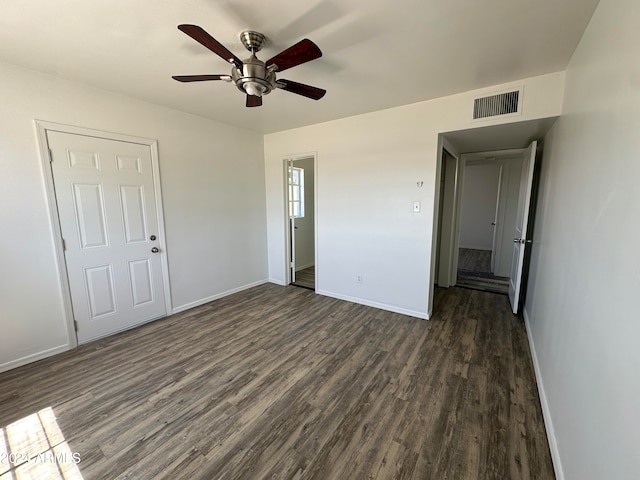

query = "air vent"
[[473, 88, 522, 120]]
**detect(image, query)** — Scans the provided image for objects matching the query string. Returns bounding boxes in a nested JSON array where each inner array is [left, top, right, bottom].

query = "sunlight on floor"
[[0, 407, 83, 479]]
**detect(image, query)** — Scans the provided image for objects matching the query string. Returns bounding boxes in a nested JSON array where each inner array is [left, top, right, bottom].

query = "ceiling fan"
[[172, 25, 326, 107]]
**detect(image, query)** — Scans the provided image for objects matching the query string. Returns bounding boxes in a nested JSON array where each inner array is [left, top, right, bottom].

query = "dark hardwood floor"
[[292, 265, 315, 290], [457, 249, 510, 295], [0, 284, 554, 480], [457, 248, 492, 272]]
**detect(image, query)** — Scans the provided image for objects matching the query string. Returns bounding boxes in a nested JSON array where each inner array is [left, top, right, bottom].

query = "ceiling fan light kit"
[[173, 25, 326, 108]]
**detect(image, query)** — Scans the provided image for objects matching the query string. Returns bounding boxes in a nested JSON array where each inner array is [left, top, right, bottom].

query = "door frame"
[[454, 148, 526, 274], [282, 152, 318, 287], [433, 141, 461, 288], [429, 137, 460, 313], [35, 120, 172, 346], [430, 143, 528, 315]]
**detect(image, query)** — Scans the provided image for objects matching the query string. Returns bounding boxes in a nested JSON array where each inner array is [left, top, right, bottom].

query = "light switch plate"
[[413, 201, 420, 213]]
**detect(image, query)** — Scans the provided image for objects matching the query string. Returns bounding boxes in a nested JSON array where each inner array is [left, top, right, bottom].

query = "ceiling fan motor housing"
[[232, 54, 276, 96]]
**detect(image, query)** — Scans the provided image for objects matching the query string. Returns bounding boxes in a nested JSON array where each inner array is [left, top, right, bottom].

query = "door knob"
[[151, 247, 159, 253], [150, 235, 157, 241]]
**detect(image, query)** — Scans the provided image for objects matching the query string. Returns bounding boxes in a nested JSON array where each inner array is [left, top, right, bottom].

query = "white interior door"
[[289, 217, 297, 283], [490, 165, 504, 273], [508, 141, 537, 314], [287, 160, 296, 283], [48, 131, 167, 343]]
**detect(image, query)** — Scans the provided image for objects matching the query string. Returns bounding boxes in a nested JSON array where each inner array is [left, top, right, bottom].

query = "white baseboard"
[[295, 262, 314, 272], [0, 344, 71, 373], [268, 277, 287, 286], [316, 289, 429, 320], [172, 279, 269, 314], [459, 245, 492, 251], [523, 308, 564, 480]]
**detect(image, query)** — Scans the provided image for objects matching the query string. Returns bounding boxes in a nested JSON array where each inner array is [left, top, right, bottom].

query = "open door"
[[287, 159, 297, 284], [286, 156, 315, 289], [508, 141, 537, 314], [490, 164, 504, 273]]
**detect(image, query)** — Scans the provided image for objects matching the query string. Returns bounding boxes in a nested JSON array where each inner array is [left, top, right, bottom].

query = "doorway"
[[430, 118, 557, 316], [456, 152, 525, 294], [285, 155, 316, 290], [39, 122, 171, 344]]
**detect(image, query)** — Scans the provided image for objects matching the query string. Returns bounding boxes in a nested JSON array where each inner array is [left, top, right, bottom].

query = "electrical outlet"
[[356, 273, 363, 284]]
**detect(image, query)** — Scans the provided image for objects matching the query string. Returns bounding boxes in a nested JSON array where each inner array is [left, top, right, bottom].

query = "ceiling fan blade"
[[172, 74, 230, 82], [266, 39, 322, 72], [177, 24, 242, 68], [246, 95, 263, 107], [277, 79, 326, 100]]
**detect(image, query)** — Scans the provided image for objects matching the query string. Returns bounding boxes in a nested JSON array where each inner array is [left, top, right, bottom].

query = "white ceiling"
[[0, 0, 599, 134], [443, 117, 559, 154]]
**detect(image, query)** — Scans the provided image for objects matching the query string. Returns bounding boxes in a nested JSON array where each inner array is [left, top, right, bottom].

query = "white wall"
[[0, 62, 267, 371], [524, 1, 640, 479], [459, 162, 501, 250], [265, 72, 565, 318]]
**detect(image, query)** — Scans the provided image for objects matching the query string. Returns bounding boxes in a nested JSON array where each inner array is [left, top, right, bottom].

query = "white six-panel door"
[[508, 140, 537, 314], [47, 131, 167, 343]]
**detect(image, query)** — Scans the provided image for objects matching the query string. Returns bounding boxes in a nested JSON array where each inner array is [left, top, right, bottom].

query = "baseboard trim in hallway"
[[523, 307, 564, 480]]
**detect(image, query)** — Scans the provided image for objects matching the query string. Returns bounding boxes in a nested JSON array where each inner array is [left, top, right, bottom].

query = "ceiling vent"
[[472, 87, 523, 120]]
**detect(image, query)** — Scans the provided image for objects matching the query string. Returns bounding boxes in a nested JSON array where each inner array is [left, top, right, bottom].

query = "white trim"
[[462, 148, 526, 163], [0, 345, 70, 373], [34, 120, 173, 349], [459, 244, 494, 251], [148, 140, 173, 318], [35, 123, 76, 351], [523, 307, 564, 480], [316, 289, 429, 320], [268, 278, 287, 286], [172, 279, 269, 314], [313, 153, 319, 290], [429, 137, 445, 315], [429, 137, 462, 316], [295, 262, 315, 271], [282, 152, 318, 287]]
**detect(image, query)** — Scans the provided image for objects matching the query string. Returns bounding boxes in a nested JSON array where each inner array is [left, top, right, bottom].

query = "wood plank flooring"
[[292, 266, 315, 290], [458, 248, 492, 272], [457, 249, 510, 294], [0, 284, 554, 480]]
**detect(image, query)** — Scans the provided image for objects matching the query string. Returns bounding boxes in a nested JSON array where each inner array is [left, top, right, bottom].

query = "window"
[[288, 167, 305, 218]]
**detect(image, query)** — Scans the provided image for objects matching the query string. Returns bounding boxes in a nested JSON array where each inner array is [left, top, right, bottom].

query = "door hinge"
[[73, 320, 79, 332], [48, 148, 53, 162], [290, 261, 295, 268], [62, 238, 67, 251]]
